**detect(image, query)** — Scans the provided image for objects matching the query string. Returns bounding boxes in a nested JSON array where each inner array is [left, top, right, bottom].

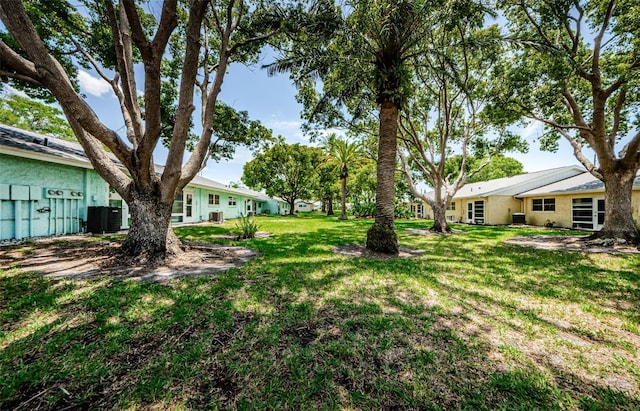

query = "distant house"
[[294, 200, 316, 213], [0, 124, 285, 241]]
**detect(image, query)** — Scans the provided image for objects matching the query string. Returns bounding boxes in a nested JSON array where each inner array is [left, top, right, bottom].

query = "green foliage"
[[351, 199, 376, 218], [233, 214, 259, 240], [394, 204, 413, 219], [242, 142, 323, 210], [444, 155, 525, 183], [0, 93, 74, 141]]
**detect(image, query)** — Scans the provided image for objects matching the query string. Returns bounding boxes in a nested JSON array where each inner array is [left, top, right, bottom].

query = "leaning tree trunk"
[[366, 100, 399, 254], [339, 176, 348, 220], [121, 190, 183, 263], [430, 203, 451, 233], [595, 169, 640, 243]]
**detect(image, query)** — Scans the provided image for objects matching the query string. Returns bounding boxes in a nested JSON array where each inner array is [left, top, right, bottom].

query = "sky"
[[74, 51, 584, 188]]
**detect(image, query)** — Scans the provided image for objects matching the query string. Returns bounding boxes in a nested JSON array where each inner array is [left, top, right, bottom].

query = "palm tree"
[[269, 0, 448, 254], [323, 134, 365, 220]]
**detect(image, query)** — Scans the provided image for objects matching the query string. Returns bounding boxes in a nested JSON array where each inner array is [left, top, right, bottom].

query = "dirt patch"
[[333, 244, 425, 259], [504, 235, 639, 254], [0, 235, 258, 281]]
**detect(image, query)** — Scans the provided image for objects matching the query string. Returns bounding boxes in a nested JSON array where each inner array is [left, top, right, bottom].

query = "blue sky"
[[75, 52, 581, 187]]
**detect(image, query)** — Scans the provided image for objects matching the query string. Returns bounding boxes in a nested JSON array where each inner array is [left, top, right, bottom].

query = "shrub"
[[233, 214, 259, 240]]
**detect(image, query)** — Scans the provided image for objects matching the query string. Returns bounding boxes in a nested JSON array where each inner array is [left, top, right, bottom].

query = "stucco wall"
[[190, 187, 253, 222], [0, 154, 108, 240], [523, 190, 640, 229]]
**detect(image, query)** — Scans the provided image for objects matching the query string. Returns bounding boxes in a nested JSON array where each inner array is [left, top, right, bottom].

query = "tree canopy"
[[0, 93, 75, 141], [0, 0, 295, 260], [242, 142, 322, 214]]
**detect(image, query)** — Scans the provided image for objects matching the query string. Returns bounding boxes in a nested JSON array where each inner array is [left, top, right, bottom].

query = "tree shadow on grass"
[[2, 221, 640, 409]]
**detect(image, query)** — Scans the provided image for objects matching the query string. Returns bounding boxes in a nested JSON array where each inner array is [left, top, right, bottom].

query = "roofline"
[[516, 186, 639, 198], [0, 145, 94, 170]]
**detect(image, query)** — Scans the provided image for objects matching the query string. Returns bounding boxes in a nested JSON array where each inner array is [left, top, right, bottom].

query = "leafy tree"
[[399, 20, 526, 232], [271, 0, 455, 254], [0, 0, 291, 261], [242, 143, 322, 215], [495, 0, 640, 242], [322, 133, 366, 220], [464, 156, 525, 183], [0, 93, 74, 141], [314, 161, 340, 216]]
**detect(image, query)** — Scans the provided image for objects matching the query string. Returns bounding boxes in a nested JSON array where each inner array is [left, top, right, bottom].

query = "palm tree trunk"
[[339, 176, 348, 220], [366, 100, 399, 254]]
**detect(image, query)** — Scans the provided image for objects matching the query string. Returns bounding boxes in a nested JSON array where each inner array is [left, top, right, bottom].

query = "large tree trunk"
[[288, 199, 296, 215], [594, 169, 640, 243], [339, 176, 348, 220], [430, 203, 451, 233], [327, 198, 335, 216], [366, 100, 399, 254], [121, 190, 183, 263]]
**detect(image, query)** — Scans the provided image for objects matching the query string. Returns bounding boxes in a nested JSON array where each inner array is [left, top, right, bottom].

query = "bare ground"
[[504, 235, 640, 254], [0, 235, 258, 281]]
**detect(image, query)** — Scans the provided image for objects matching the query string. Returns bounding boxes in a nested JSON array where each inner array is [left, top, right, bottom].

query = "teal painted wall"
[[190, 187, 254, 222], [0, 154, 108, 240]]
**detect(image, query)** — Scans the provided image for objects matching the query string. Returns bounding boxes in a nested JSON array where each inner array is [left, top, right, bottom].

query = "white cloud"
[[521, 119, 543, 141], [77, 70, 112, 97]]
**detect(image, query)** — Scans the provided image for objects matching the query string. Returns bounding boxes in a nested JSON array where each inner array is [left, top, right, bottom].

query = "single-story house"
[[412, 165, 640, 231], [0, 124, 284, 240], [416, 166, 585, 224], [294, 200, 317, 213], [516, 172, 640, 230]]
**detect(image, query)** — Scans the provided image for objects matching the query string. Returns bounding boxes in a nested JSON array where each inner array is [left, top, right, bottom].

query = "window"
[[208, 194, 219, 205], [447, 202, 456, 211], [532, 198, 556, 211], [228, 196, 237, 206]]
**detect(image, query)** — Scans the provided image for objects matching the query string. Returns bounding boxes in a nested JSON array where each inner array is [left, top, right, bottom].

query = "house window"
[[228, 196, 237, 206], [447, 202, 456, 211], [208, 194, 219, 205], [532, 198, 555, 211]]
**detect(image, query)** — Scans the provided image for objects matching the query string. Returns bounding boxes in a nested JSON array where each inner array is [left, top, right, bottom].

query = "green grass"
[[1, 215, 639, 410]]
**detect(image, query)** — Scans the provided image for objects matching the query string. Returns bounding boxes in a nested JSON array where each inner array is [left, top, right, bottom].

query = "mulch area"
[[0, 235, 259, 282], [504, 235, 640, 254]]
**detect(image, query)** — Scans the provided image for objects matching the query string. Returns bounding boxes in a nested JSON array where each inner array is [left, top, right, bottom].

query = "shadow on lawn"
[[1, 221, 639, 409]]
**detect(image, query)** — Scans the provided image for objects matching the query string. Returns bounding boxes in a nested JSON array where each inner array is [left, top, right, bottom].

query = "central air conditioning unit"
[[87, 206, 122, 233], [209, 211, 224, 222]]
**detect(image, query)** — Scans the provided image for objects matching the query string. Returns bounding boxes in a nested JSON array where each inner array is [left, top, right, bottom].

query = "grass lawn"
[[1, 214, 639, 410]]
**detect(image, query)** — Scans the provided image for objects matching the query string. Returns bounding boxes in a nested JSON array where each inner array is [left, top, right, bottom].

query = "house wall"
[[0, 154, 108, 240], [523, 190, 640, 229], [190, 187, 253, 222], [523, 196, 572, 228], [487, 196, 524, 225]]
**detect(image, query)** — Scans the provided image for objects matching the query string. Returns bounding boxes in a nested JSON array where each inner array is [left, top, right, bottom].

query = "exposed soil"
[[405, 228, 468, 236], [333, 244, 426, 259], [0, 235, 259, 281], [504, 235, 640, 254]]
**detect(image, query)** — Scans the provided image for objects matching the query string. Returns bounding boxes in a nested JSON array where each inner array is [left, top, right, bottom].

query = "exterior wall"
[[295, 201, 313, 212], [522, 196, 573, 228], [523, 190, 640, 229], [190, 187, 253, 222], [486, 196, 523, 225], [0, 154, 108, 240]]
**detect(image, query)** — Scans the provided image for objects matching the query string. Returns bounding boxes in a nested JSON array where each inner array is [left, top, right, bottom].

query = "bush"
[[233, 214, 259, 240], [352, 201, 376, 218], [394, 205, 413, 219]]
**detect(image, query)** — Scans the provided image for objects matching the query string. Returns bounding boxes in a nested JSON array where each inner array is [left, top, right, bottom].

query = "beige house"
[[516, 172, 640, 230], [418, 166, 585, 225]]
